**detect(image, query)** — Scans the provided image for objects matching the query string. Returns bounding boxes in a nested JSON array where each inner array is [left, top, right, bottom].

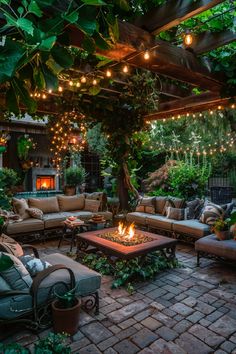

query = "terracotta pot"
[[64, 185, 76, 196], [52, 298, 81, 335], [215, 230, 230, 241]]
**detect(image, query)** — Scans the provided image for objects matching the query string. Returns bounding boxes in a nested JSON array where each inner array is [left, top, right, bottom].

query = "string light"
[[143, 50, 150, 60], [122, 65, 129, 73], [92, 79, 97, 85], [42, 94, 47, 99], [183, 31, 193, 46], [58, 86, 63, 92], [81, 76, 86, 83], [76, 82, 81, 88], [69, 80, 73, 86], [48, 89, 52, 94], [106, 69, 112, 77]]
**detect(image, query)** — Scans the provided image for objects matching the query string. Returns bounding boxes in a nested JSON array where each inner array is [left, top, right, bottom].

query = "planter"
[[64, 185, 76, 196], [215, 230, 230, 241], [52, 297, 81, 335]]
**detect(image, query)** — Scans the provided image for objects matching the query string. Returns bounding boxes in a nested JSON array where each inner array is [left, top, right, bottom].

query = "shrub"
[[0, 168, 19, 191], [64, 166, 87, 187]]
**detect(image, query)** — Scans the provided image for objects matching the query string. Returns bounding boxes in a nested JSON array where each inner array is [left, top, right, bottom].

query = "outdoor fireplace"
[[36, 175, 55, 190]]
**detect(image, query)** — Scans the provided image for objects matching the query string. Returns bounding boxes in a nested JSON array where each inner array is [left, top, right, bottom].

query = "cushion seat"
[[126, 212, 147, 226], [43, 213, 67, 229], [93, 211, 112, 220], [195, 234, 236, 261], [41, 253, 101, 297], [62, 211, 93, 220], [146, 214, 174, 231], [6, 219, 44, 235], [173, 219, 210, 238]]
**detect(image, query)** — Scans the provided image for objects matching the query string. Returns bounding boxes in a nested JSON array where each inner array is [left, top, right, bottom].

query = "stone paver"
[[2, 241, 236, 354]]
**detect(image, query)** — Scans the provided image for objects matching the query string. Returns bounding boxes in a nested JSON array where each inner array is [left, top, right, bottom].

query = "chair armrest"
[[30, 264, 75, 306], [22, 244, 39, 258]]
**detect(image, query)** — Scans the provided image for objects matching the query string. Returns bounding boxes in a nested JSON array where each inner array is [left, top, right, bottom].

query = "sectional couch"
[[126, 196, 211, 241], [6, 192, 112, 240]]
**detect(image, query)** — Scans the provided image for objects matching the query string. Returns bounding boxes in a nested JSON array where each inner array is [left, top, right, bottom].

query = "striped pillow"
[[199, 201, 226, 225]]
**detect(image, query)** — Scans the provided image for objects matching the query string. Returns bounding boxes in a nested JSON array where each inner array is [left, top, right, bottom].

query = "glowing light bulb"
[[106, 69, 112, 77], [184, 32, 193, 46], [76, 82, 81, 88], [143, 50, 150, 60], [122, 65, 128, 73], [69, 80, 73, 86], [81, 76, 86, 83], [42, 94, 47, 99], [48, 89, 52, 94], [231, 104, 235, 109], [92, 79, 97, 85], [58, 86, 63, 92]]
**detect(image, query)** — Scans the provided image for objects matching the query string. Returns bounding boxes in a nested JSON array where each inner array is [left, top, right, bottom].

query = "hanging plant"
[[0, 131, 10, 154], [17, 134, 35, 161]]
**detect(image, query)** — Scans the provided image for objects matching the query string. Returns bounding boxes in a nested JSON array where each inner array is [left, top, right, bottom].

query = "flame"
[[41, 182, 48, 188], [118, 222, 135, 239]]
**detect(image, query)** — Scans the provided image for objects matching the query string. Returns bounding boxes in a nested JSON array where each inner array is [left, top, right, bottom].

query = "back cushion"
[[135, 197, 155, 214], [12, 198, 30, 220], [0, 252, 32, 290], [155, 197, 168, 214], [84, 192, 107, 211], [84, 199, 100, 213], [162, 197, 185, 215], [57, 195, 85, 211], [199, 201, 226, 225], [28, 197, 59, 214]]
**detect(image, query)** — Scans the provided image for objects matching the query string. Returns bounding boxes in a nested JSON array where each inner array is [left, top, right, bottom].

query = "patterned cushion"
[[84, 199, 100, 213], [186, 199, 205, 219], [221, 202, 234, 218], [0, 252, 32, 290], [163, 197, 185, 215], [199, 201, 226, 225], [27, 207, 43, 219], [12, 198, 30, 220], [20, 255, 51, 277], [135, 197, 155, 214], [166, 207, 188, 221], [0, 234, 24, 257]]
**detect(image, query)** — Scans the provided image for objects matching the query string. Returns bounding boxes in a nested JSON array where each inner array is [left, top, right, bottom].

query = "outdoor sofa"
[[126, 196, 234, 242], [5, 192, 112, 240]]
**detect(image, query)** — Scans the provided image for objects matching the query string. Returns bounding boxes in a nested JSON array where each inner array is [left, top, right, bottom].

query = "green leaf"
[[93, 32, 111, 50], [6, 85, 19, 115], [0, 253, 14, 271], [89, 85, 101, 95], [39, 35, 56, 50], [0, 0, 10, 4], [51, 46, 74, 68], [63, 11, 78, 23], [114, 0, 130, 11], [82, 35, 96, 53], [46, 57, 63, 74], [14, 78, 37, 113], [77, 17, 97, 35], [28, 0, 43, 17], [33, 67, 45, 90], [81, 0, 106, 5], [0, 39, 24, 83], [17, 6, 24, 15], [41, 64, 58, 90], [16, 18, 34, 35], [96, 58, 112, 68]]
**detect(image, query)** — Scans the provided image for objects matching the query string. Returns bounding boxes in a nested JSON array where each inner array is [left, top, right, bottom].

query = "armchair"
[[0, 237, 101, 330]]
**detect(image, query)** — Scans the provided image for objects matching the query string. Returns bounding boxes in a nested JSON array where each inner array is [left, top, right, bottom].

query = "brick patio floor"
[[1, 240, 236, 354]]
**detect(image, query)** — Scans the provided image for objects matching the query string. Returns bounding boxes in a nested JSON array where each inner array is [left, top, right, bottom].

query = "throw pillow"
[[12, 198, 30, 220], [84, 199, 101, 213], [0, 234, 24, 257], [27, 207, 43, 219], [20, 255, 51, 277], [84, 192, 107, 211], [57, 194, 85, 211], [0, 252, 32, 290], [199, 201, 226, 225], [166, 207, 188, 220], [155, 197, 168, 214], [28, 197, 59, 213], [162, 197, 185, 215], [135, 197, 155, 214], [221, 202, 234, 218], [186, 198, 205, 219]]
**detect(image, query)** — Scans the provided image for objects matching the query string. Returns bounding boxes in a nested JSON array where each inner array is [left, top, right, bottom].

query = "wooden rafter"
[[134, 0, 224, 35], [145, 92, 234, 120], [189, 30, 236, 54], [68, 21, 224, 92]]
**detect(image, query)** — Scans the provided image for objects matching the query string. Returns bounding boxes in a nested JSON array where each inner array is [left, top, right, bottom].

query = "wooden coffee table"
[[76, 227, 177, 261]]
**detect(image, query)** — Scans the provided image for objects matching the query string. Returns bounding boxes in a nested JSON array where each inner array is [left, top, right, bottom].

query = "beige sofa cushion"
[[84, 192, 107, 211], [155, 197, 168, 214], [43, 213, 67, 229], [6, 219, 44, 235], [136, 197, 155, 214], [84, 199, 100, 213], [62, 211, 93, 220], [57, 195, 85, 212], [12, 198, 30, 220], [28, 197, 59, 214], [126, 212, 147, 226]]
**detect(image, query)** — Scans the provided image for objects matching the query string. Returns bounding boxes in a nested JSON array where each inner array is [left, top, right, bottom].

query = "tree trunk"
[[117, 162, 140, 211]]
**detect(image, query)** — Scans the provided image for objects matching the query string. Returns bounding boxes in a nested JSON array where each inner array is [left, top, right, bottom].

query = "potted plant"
[[64, 165, 87, 195], [34, 332, 71, 353], [51, 287, 81, 335], [212, 211, 236, 241]]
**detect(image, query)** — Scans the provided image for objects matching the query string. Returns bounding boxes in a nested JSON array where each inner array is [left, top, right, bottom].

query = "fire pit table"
[[76, 227, 177, 262]]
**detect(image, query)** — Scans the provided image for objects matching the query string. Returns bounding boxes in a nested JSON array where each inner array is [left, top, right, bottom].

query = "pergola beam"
[[145, 92, 234, 120], [68, 21, 224, 91], [134, 0, 224, 35], [190, 30, 236, 54]]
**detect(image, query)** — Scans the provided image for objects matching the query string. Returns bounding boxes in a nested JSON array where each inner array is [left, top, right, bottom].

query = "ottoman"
[[195, 234, 236, 265]]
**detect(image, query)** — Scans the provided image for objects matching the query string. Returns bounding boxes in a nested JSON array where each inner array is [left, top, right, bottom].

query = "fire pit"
[[76, 226, 177, 261], [97, 222, 153, 246]]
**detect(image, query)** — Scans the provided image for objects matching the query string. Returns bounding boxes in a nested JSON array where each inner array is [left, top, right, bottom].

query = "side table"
[[58, 219, 89, 252]]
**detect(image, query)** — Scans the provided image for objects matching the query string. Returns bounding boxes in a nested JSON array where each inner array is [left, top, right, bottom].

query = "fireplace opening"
[[36, 175, 55, 190]]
